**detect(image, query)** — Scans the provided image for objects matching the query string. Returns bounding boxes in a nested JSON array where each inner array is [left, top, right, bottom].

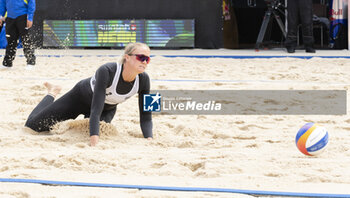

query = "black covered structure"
[[32, 0, 223, 49]]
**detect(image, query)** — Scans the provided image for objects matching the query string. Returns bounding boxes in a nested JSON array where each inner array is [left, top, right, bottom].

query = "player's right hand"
[[90, 135, 99, 146]]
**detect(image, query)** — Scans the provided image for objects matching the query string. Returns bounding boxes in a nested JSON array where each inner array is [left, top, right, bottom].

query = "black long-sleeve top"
[[86, 62, 152, 137]]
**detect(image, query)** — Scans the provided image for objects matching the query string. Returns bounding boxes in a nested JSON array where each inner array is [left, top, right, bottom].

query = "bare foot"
[[44, 82, 62, 98]]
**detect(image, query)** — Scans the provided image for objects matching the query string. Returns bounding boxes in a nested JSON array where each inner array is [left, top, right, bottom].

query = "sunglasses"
[[128, 54, 151, 64]]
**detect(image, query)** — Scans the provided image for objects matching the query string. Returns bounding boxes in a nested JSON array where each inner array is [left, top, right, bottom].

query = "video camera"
[[247, 0, 285, 9], [264, 0, 284, 9]]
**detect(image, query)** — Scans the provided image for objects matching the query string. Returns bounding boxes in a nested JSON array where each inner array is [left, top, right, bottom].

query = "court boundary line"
[[1, 178, 350, 197], [161, 55, 350, 59], [1, 55, 349, 59]]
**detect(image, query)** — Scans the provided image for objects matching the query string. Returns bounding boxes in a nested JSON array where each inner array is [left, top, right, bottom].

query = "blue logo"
[[143, 92, 161, 112]]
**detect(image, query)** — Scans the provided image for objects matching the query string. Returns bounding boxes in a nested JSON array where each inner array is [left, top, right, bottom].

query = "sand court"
[[1, 49, 350, 197]]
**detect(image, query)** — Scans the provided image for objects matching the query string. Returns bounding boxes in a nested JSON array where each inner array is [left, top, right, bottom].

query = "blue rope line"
[[1, 55, 349, 59], [161, 55, 350, 59], [0, 178, 349, 197]]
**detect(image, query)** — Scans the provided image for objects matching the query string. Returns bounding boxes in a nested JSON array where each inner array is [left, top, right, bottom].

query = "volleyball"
[[295, 122, 329, 156]]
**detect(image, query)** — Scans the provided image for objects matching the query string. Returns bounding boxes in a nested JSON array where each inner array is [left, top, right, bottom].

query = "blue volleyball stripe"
[[307, 132, 329, 152], [295, 123, 314, 144]]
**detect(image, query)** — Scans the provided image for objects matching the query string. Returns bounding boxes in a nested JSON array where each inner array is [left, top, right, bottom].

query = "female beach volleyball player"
[[25, 42, 153, 146]]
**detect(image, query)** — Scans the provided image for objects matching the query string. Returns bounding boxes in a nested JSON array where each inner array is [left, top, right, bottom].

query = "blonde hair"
[[118, 42, 150, 64]]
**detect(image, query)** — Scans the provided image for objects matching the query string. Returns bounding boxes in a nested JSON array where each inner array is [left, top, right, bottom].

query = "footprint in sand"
[[182, 162, 205, 172]]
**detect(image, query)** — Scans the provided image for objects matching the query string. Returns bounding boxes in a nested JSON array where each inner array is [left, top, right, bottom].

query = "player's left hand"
[[26, 20, 33, 29]]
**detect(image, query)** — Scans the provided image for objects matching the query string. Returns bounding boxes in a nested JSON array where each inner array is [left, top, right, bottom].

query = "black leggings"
[[25, 83, 116, 132], [4, 14, 35, 66]]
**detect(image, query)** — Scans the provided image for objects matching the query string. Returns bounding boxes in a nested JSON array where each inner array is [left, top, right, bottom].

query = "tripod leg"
[[255, 10, 272, 50], [273, 10, 287, 38]]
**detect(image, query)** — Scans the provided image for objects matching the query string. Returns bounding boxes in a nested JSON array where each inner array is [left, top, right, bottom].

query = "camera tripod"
[[255, 2, 287, 50]]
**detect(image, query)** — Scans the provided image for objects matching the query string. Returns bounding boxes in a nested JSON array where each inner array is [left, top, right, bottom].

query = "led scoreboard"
[[43, 19, 194, 48]]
